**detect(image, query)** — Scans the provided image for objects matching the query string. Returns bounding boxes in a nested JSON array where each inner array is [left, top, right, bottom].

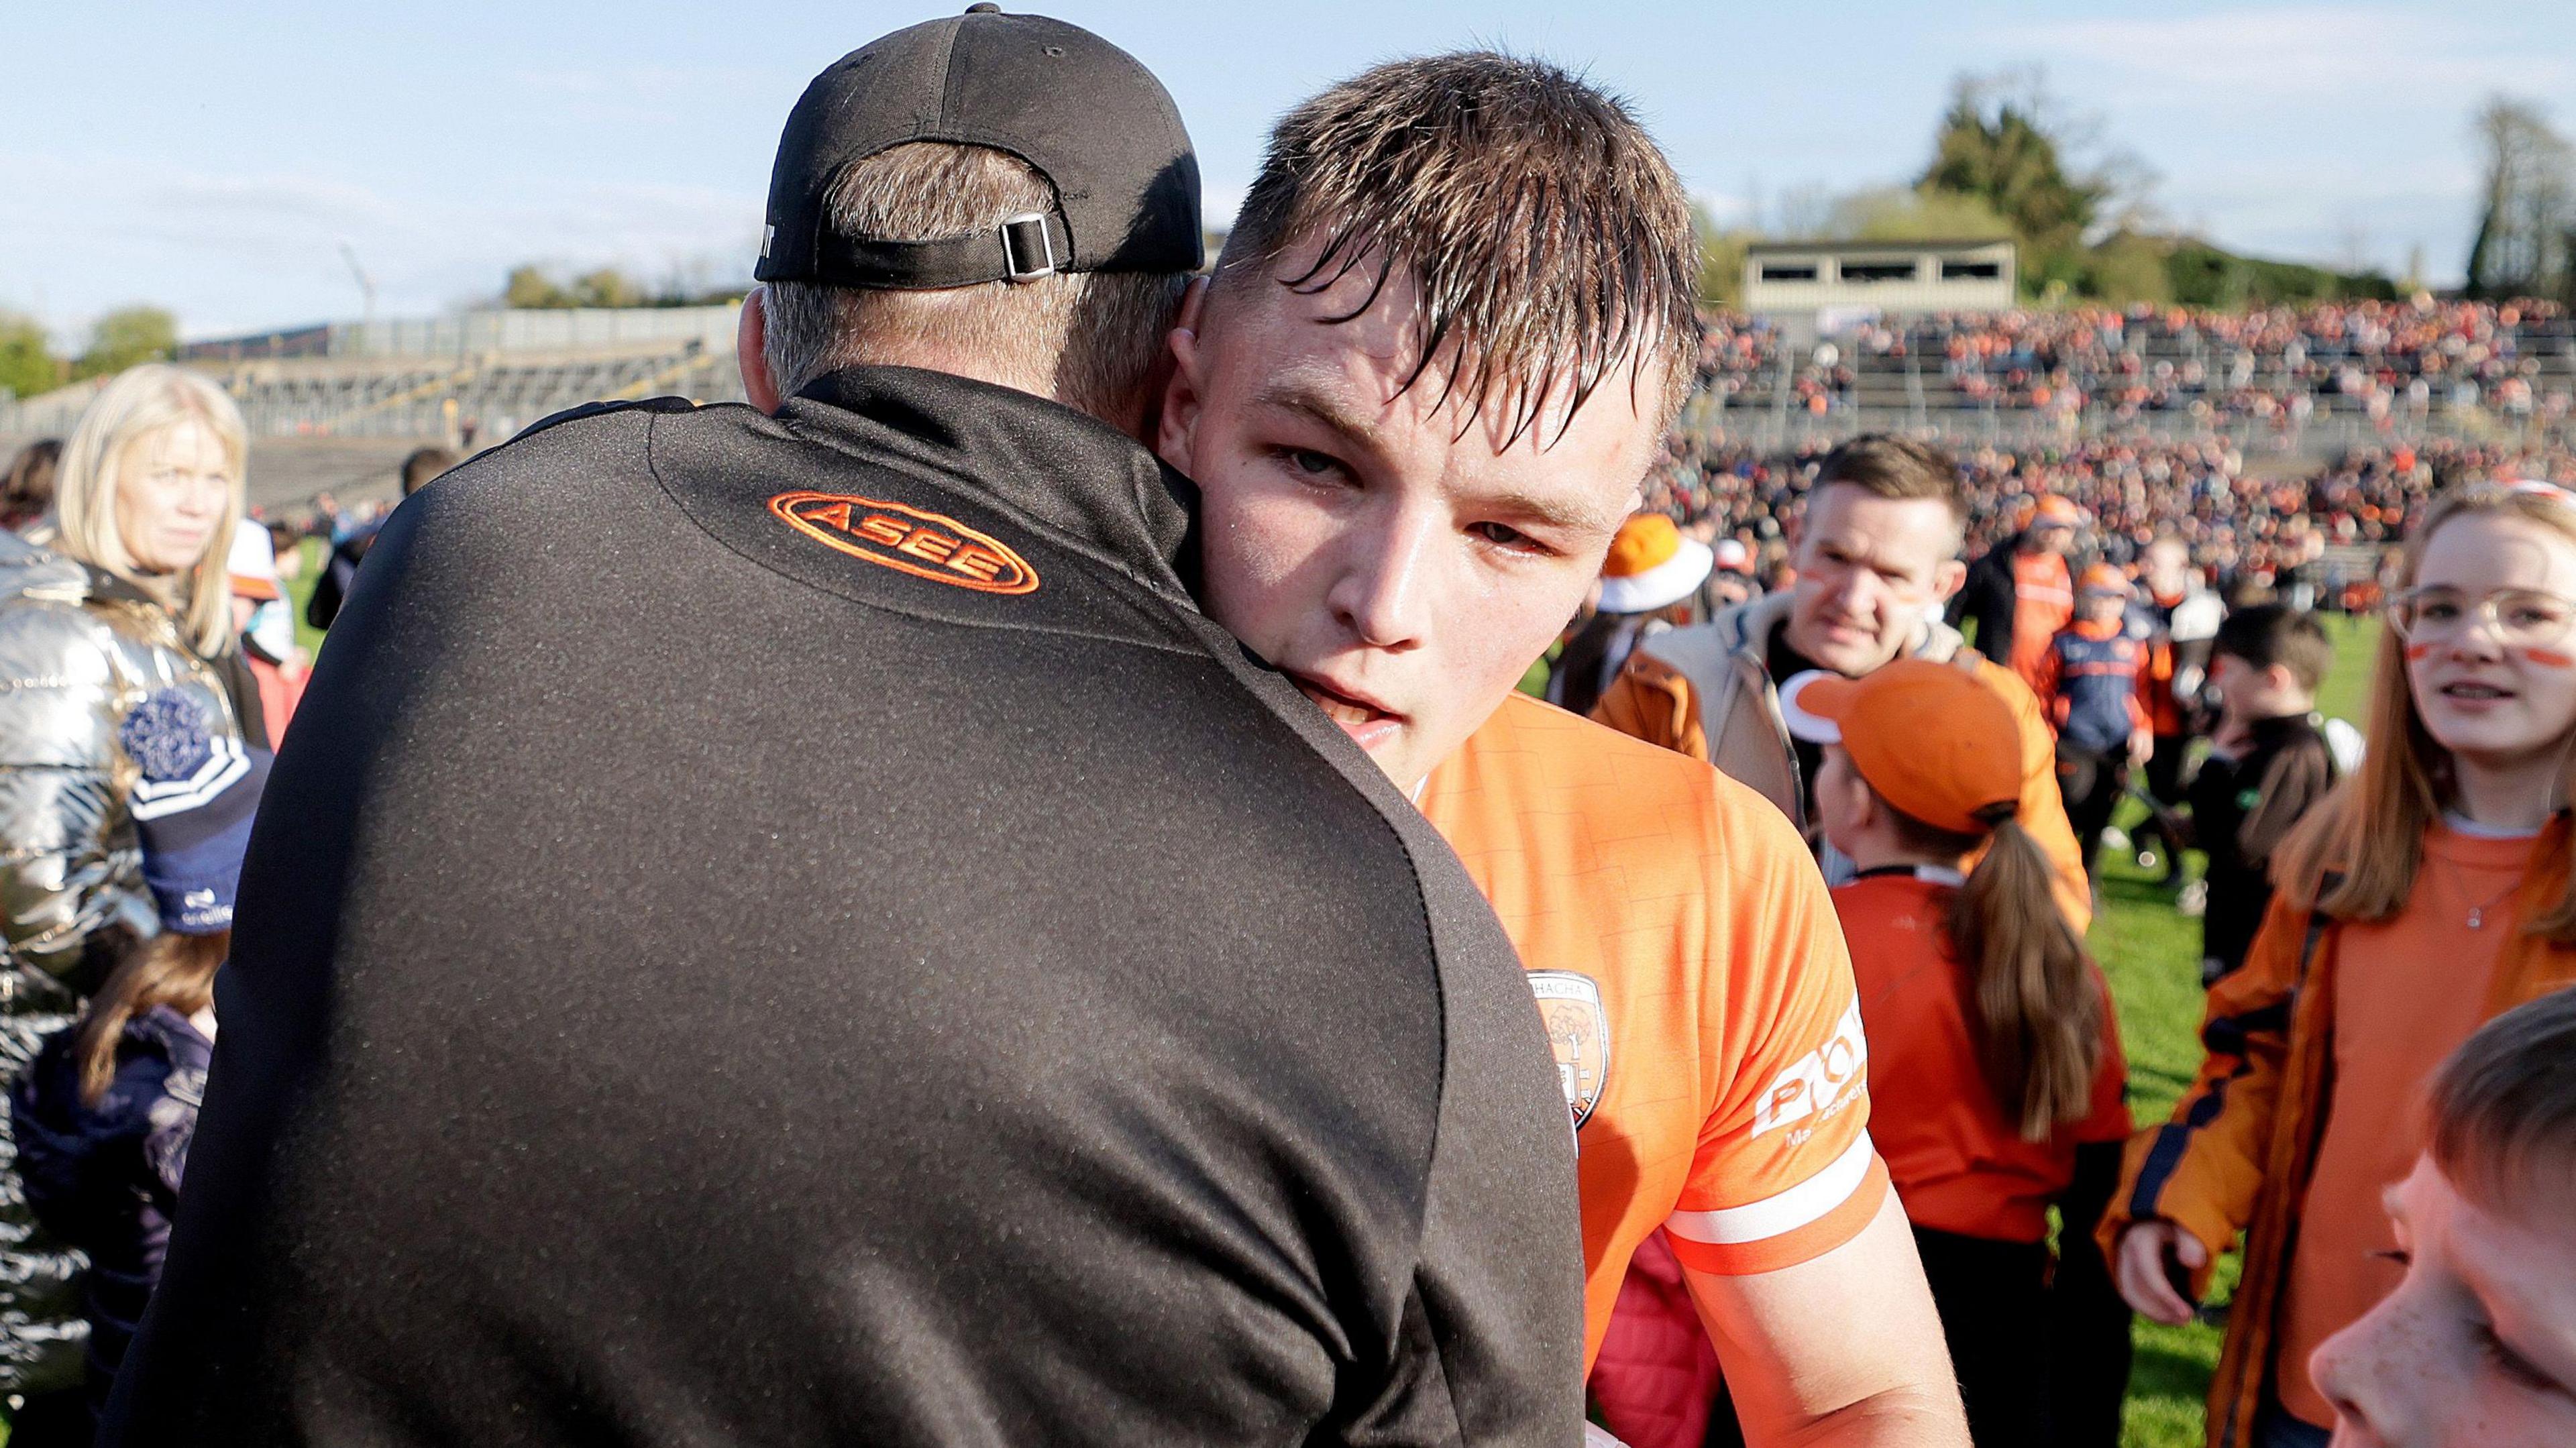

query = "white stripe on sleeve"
[[1664, 1134, 1876, 1247]]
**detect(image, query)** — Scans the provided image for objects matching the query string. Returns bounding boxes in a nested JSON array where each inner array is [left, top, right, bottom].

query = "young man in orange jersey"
[[1157, 53, 1967, 1448]]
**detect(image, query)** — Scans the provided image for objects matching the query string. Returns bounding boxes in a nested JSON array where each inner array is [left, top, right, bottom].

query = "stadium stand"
[[1, 300, 2567, 524]]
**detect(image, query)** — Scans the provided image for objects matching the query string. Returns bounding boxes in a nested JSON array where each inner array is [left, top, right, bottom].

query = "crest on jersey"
[[1529, 970, 1610, 1128]]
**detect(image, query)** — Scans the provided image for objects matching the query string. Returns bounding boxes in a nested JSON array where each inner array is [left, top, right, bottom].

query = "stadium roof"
[[1745, 238, 2014, 255]]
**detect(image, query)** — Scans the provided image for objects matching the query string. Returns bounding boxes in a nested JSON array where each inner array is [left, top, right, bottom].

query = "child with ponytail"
[[1782, 660, 2132, 1448], [2103, 480, 2576, 1448]]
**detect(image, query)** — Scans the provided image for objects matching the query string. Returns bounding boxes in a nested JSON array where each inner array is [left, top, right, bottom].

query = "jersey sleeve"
[[1661, 806, 1887, 1277]]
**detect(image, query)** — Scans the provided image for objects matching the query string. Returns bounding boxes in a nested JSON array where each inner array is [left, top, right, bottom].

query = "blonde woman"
[[2102, 480, 2576, 1448], [0, 364, 259, 1443]]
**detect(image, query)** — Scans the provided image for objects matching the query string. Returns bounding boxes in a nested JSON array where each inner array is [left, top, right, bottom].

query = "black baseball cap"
[[755, 6, 1201, 290]]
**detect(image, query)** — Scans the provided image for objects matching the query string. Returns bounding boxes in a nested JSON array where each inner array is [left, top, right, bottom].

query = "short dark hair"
[[1216, 52, 1699, 443], [1813, 435, 1964, 522], [2213, 604, 2331, 692], [401, 447, 459, 496], [2430, 988, 2576, 1210]]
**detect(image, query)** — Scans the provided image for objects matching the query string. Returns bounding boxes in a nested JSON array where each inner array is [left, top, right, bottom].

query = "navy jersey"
[[2046, 624, 2147, 755]]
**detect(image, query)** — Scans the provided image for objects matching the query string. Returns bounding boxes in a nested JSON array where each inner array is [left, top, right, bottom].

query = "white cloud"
[[2019, 5, 2573, 100]]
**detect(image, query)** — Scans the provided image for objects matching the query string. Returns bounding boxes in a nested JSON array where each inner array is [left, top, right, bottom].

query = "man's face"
[[2028, 520, 2074, 556], [2145, 539, 2192, 597], [2310, 1155, 2576, 1447], [1158, 253, 1656, 790], [1784, 484, 1967, 677]]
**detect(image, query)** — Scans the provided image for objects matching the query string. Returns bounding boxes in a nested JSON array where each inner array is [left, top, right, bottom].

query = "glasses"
[[2385, 586, 2576, 649]]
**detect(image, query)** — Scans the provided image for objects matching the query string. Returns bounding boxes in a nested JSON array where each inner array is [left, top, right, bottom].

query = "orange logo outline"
[[768, 490, 1040, 596]]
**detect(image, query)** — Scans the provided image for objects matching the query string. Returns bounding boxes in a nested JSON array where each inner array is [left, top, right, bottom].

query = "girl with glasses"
[[2102, 480, 2576, 1448]]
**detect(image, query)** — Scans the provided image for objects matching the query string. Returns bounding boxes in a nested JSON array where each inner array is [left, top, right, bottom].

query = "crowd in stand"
[[1644, 425, 2576, 612], [1686, 296, 2576, 427]]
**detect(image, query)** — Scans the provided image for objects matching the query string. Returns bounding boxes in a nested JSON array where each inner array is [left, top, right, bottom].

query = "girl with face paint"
[[2102, 482, 2576, 1448]]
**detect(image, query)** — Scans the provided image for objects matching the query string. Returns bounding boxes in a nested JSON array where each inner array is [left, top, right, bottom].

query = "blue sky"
[[3, 1, 2569, 343]]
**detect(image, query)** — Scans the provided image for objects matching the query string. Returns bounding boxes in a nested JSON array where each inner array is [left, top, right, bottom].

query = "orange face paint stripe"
[[2523, 647, 2575, 669], [768, 490, 1041, 596], [2406, 642, 2436, 661]]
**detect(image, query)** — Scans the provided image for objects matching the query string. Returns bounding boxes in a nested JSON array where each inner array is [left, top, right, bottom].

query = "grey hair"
[[761, 142, 1189, 429]]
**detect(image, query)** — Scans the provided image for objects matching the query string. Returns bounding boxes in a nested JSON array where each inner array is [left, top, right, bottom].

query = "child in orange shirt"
[[1782, 659, 2133, 1448]]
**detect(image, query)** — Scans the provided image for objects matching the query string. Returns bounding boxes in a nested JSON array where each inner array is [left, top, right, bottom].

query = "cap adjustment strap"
[[796, 209, 1071, 290], [998, 212, 1059, 281]]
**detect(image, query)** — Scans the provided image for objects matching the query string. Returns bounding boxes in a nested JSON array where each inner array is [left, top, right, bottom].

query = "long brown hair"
[[72, 930, 225, 1105], [1890, 803, 2104, 1141], [2273, 482, 2576, 940]]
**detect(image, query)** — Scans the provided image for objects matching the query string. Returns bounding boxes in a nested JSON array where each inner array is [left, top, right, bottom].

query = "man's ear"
[[1933, 556, 1968, 602], [738, 287, 782, 415], [1155, 276, 1212, 473]]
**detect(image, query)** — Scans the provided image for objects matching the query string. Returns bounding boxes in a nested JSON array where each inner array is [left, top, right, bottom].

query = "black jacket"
[[105, 369, 1582, 1447], [1948, 540, 2023, 666], [301, 528, 373, 632], [1948, 535, 2096, 668], [2189, 711, 2337, 979]]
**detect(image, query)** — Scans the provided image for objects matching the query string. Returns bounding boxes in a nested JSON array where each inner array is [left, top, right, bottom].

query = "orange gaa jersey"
[[1417, 691, 1889, 1369]]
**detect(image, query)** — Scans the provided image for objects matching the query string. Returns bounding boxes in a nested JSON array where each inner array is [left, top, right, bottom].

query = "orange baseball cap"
[[2078, 562, 2129, 595], [1779, 660, 2021, 835]]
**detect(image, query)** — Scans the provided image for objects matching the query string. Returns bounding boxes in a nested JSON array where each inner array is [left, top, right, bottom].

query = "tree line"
[[0, 307, 177, 404], [1697, 72, 2575, 313]]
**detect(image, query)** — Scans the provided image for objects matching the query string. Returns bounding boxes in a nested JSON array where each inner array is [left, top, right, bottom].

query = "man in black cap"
[[103, 11, 1580, 1446]]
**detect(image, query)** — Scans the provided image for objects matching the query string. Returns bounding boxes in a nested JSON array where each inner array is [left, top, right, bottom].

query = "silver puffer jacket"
[[0, 530, 247, 1395]]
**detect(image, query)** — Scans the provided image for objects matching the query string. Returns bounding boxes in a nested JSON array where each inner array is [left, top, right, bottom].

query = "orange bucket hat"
[[1597, 514, 1713, 614]]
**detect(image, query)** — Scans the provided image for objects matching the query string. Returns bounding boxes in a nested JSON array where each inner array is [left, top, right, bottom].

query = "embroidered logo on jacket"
[[1529, 970, 1611, 1128], [769, 490, 1040, 595]]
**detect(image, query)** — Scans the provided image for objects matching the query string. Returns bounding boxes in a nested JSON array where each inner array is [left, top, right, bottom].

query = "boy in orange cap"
[[1784, 659, 2133, 1448], [2035, 563, 2152, 884]]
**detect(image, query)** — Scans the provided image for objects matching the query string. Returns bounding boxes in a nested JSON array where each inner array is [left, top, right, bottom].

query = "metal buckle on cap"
[[1000, 213, 1059, 282]]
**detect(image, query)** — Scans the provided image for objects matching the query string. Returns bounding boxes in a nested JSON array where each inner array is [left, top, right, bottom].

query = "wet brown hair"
[[1215, 52, 1699, 445]]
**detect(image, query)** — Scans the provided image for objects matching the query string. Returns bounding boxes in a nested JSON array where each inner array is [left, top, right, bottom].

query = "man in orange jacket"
[[1593, 436, 2092, 932], [1158, 52, 1966, 1448]]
